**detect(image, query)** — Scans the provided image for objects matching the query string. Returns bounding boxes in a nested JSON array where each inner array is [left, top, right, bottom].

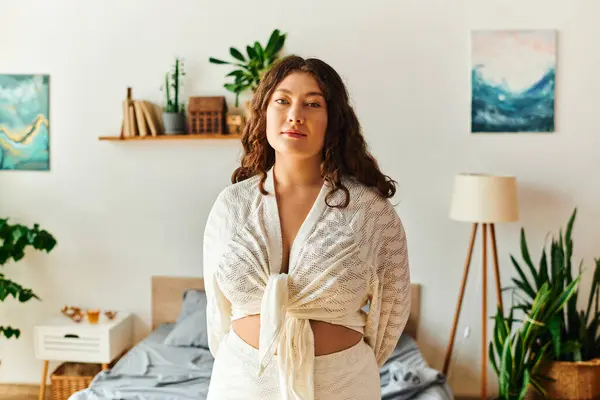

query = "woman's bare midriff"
[[231, 315, 363, 356]]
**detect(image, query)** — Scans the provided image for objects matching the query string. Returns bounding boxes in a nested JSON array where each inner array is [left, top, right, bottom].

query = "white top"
[[203, 168, 411, 400]]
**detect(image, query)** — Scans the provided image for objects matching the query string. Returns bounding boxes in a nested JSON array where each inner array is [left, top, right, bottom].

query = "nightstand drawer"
[[34, 313, 132, 364], [35, 327, 108, 362]]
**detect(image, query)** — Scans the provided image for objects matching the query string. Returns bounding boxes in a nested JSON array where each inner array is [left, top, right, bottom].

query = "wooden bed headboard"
[[151, 276, 421, 339]]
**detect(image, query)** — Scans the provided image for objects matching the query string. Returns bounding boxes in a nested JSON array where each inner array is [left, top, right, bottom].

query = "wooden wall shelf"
[[99, 133, 242, 141]]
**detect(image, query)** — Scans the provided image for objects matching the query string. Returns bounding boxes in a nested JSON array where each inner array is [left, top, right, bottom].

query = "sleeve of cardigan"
[[365, 200, 411, 367], [203, 191, 233, 358]]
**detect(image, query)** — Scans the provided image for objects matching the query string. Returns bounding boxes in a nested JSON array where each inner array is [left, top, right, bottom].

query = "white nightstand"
[[34, 312, 133, 400]]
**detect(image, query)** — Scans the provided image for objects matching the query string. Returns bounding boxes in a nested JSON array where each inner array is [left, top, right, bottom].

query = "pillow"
[[163, 288, 209, 349], [176, 288, 206, 324]]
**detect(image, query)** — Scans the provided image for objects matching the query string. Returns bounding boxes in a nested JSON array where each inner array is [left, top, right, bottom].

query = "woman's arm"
[[203, 191, 233, 358], [365, 200, 411, 367]]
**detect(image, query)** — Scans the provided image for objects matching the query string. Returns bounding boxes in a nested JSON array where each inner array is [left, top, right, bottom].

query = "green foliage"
[[510, 208, 600, 362], [490, 278, 580, 400], [209, 29, 287, 107], [163, 57, 185, 113], [0, 217, 56, 339]]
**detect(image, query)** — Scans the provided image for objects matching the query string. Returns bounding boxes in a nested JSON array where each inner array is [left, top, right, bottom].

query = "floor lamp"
[[443, 173, 519, 400]]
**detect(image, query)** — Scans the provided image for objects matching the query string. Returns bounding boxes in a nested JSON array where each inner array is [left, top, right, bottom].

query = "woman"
[[204, 55, 411, 400]]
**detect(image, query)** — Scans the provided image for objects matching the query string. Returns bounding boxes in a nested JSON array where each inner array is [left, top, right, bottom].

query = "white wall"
[[1, 0, 598, 397]]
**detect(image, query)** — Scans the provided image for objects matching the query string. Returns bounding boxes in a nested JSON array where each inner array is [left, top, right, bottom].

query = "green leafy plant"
[[163, 57, 185, 113], [209, 29, 287, 107], [490, 277, 580, 400], [0, 218, 56, 339], [510, 208, 600, 362]]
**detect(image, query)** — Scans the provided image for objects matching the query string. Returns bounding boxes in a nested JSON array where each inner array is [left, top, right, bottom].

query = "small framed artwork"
[[471, 30, 556, 133], [0, 74, 50, 170]]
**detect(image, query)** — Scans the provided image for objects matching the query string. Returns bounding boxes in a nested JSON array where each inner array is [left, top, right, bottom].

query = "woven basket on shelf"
[[50, 362, 101, 400], [539, 358, 600, 399]]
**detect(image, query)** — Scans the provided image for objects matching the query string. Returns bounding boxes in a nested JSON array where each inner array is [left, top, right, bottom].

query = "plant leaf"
[[530, 376, 548, 397], [532, 341, 551, 372], [489, 341, 499, 376], [499, 334, 513, 396], [254, 41, 264, 63], [226, 70, 246, 78], [539, 249, 549, 289], [208, 57, 230, 65], [547, 314, 562, 359], [0, 326, 21, 339], [548, 276, 580, 317], [229, 47, 246, 62], [246, 45, 257, 60], [520, 228, 537, 280], [264, 29, 281, 57], [518, 369, 531, 400], [560, 340, 581, 356], [585, 259, 600, 322], [514, 332, 525, 379], [550, 239, 564, 287], [511, 255, 536, 300], [512, 277, 537, 301], [565, 208, 576, 272], [270, 34, 286, 58]]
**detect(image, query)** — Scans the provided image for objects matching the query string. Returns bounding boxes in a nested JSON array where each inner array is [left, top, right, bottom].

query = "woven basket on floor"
[[50, 362, 101, 400], [539, 358, 600, 399]]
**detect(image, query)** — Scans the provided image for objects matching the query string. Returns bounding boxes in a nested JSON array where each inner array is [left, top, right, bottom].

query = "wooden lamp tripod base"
[[442, 222, 505, 400]]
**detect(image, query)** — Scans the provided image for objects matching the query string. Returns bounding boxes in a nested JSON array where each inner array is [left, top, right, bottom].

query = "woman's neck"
[[272, 156, 323, 189]]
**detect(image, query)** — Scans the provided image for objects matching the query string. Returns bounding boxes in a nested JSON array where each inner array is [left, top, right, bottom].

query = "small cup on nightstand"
[[86, 309, 100, 324]]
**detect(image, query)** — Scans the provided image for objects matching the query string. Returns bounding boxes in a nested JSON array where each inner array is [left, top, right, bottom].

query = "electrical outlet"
[[463, 326, 471, 338]]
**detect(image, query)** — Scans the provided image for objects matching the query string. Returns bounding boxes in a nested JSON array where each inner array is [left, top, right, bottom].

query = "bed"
[[69, 276, 453, 400]]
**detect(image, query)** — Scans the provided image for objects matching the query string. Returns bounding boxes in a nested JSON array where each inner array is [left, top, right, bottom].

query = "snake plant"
[[209, 29, 287, 107], [510, 208, 600, 362], [490, 278, 580, 400], [0, 218, 56, 339]]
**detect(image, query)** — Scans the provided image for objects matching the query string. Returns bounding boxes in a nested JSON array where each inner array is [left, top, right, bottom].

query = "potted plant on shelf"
[[0, 218, 57, 340], [489, 276, 580, 400], [508, 208, 600, 399], [162, 57, 186, 134], [209, 29, 287, 114]]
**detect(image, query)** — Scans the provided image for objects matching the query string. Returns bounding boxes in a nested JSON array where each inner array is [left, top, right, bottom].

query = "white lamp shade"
[[449, 173, 519, 223]]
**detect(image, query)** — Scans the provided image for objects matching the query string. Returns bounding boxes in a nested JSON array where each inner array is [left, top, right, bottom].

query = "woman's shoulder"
[[337, 176, 402, 235], [340, 176, 397, 212], [214, 174, 262, 205], [208, 175, 262, 226]]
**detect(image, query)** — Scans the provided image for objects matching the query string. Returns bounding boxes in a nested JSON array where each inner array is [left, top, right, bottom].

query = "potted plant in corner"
[[509, 208, 600, 399], [0, 217, 56, 342], [209, 29, 287, 116], [489, 276, 581, 400], [162, 56, 186, 134]]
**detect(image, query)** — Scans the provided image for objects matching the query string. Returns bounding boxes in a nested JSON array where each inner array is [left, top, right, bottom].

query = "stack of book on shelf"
[[121, 88, 164, 138]]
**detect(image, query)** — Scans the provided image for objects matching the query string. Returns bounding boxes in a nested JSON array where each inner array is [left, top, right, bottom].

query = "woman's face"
[[265, 72, 328, 160]]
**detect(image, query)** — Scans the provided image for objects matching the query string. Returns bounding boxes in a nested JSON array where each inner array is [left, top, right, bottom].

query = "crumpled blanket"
[[380, 334, 454, 400]]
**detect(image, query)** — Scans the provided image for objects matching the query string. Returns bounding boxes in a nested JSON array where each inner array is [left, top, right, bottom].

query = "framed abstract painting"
[[471, 30, 556, 133], [0, 74, 50, 170]]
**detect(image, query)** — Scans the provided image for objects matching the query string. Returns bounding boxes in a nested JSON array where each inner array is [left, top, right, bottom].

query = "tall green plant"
[[163, 57, 185, 113], [209, 29, 286, 107], [0, 218, 56, 339], [490, 278, 580, 400], [510, 208, 600, 362]]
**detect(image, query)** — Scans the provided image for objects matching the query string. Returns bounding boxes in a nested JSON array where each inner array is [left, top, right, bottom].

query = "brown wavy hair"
[[231, 55, 397, 208]]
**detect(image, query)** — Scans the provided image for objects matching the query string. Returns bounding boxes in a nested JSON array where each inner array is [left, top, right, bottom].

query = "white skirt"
[[207, 329, 381, 400]]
